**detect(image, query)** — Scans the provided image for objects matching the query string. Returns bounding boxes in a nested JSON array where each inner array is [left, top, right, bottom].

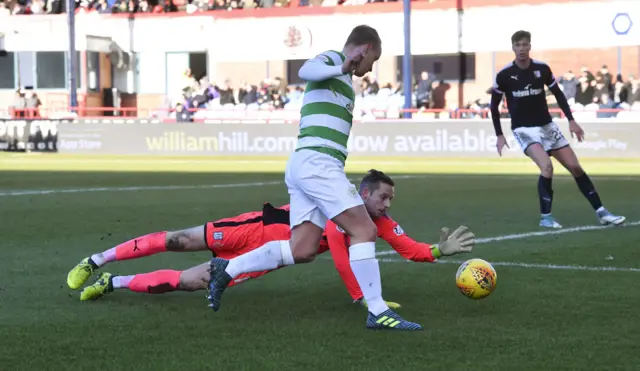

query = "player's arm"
[[378, 217, 475, 260], [490, 73, 506, 136], [377, 217, 440, 262], [298, 53, 345, 82], [544, 65, 575, 121]]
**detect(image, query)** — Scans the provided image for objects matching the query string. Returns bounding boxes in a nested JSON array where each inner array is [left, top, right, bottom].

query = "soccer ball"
[[455, 259, 497, 300]]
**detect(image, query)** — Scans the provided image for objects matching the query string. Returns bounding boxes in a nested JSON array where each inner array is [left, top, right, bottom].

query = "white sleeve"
[[298, 54, 345, 82]]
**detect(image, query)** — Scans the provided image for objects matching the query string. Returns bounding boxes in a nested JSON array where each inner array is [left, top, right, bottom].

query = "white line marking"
[[377, 221, 640, 257], [377, 257, 640, 273], [373, 221, 640, 272], [0, 181, 285, 197], [376, 220, 640, 258], [0, 175, 426, 197]]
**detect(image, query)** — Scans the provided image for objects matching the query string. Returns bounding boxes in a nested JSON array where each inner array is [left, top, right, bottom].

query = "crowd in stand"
[[163, 65, 640, 121], [468, 65, 640, 120], [0, 0, 420, 15], [4, 64, 639, 120], [6, 88, 43, 118]]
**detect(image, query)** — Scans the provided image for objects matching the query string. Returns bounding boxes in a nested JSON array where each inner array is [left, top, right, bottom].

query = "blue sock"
[[574, 173, 603, 211], [538, 175, 553, 215]]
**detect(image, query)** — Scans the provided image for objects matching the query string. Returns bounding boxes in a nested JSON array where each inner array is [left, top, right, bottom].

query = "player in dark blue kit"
[[490, 30, 625, 229]]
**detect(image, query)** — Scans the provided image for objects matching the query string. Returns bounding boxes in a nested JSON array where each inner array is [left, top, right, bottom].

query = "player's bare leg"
[[288, 222, 326, 262], [525, 143, 561, 228], [206, 222, 321, 311], [67, 226, 208, 290], [551, 146, 626, 226]]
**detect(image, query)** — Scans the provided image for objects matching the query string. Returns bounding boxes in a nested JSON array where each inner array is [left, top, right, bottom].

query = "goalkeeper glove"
[[355, 297, 402, 309], [430, 226, 475, 258]]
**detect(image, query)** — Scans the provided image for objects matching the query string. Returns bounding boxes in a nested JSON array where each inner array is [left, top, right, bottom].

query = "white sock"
[[90, 247, 116, 268], [111, 275, 134, 289], [596, 206, 605, 213], [349, 242, 388, 316], [90, 254, 107, 267], [225, 240, 294, 278]]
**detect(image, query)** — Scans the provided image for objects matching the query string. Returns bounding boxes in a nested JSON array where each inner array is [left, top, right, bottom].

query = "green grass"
[[1, 154, 640, 370]]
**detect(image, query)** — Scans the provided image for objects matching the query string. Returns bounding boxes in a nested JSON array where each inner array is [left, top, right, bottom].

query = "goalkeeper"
[[72, 170, 475, 313]]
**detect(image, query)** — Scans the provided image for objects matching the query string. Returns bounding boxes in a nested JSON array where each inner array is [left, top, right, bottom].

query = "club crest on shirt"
[[213, 232, 224, 240], [317, 54, 331, 64], [346, 102, 354, 113], [348, 185, 358, 198], [393, 225, 404, 236], [534, 70, 541, 78]]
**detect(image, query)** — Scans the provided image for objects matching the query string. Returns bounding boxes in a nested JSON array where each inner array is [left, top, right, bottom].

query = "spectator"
[[10, 1, 26, 14], [287, 86, 304, 103], [138, 0, 152, 12], [199, 77, 220, 102], [24, 88, 42, 118], [95, 0, 113, 12], [175, 103, 193, 122], [218, 80, 236, 105], [272, 91, 286, 110], [256, 86, 271, 106], [0, 2, 10, 16], [415, 71, 434, 109], [31, 0, 46, 13], [613, 74, 628, 107], [361, 76, 379, 96], [238, 82, 258, 105], [580, 66, 595, 83], [559, 70, 577, 103], [628, 76, 640, 105], [430, 80, 450, 111], [11, 89, 26, 118], [597, 93, 615, 118], [592, 73, 608, 103], [600, 64, 613, 98], [162, 0, 177, 11], [575, 76, 594, 106], [191, 83, 211, 108]]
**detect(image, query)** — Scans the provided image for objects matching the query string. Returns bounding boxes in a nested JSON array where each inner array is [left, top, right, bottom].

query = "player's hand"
[[496, 135, 510, 156], [436, 226, 475, 256], [341, 45, 370, 75], [569, 120, 584, 142], [356, 297, 401, 310]]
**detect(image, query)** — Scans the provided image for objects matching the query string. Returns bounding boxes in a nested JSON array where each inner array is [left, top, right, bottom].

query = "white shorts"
[[512, 122, 570, 153], [284, 149, 363, 229]]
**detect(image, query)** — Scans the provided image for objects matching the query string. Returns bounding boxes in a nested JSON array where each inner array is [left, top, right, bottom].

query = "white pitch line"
[[376, 220, 640, 258], [0, 174, 427, 197], [0, 180, 285, 197], [377, 258, 640, 273], [373, 221, 640, 272]]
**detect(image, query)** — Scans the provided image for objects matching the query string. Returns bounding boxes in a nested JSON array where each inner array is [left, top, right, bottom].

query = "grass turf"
[[1, 154, 639, 370]]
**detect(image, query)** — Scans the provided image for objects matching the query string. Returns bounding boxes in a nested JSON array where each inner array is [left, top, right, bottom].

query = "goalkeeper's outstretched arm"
[[377, 217, 475, 259]]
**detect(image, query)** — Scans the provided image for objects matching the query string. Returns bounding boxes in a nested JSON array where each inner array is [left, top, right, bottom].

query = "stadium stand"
[[1, 0, 638, 121]]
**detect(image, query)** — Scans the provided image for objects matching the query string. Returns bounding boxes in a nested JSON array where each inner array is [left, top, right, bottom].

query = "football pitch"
[[1, 154, 639, 370]]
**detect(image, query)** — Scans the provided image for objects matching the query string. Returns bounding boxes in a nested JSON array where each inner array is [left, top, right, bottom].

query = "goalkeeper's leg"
[[68, 227, 208, 290], [80, 263, 276, 300]]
